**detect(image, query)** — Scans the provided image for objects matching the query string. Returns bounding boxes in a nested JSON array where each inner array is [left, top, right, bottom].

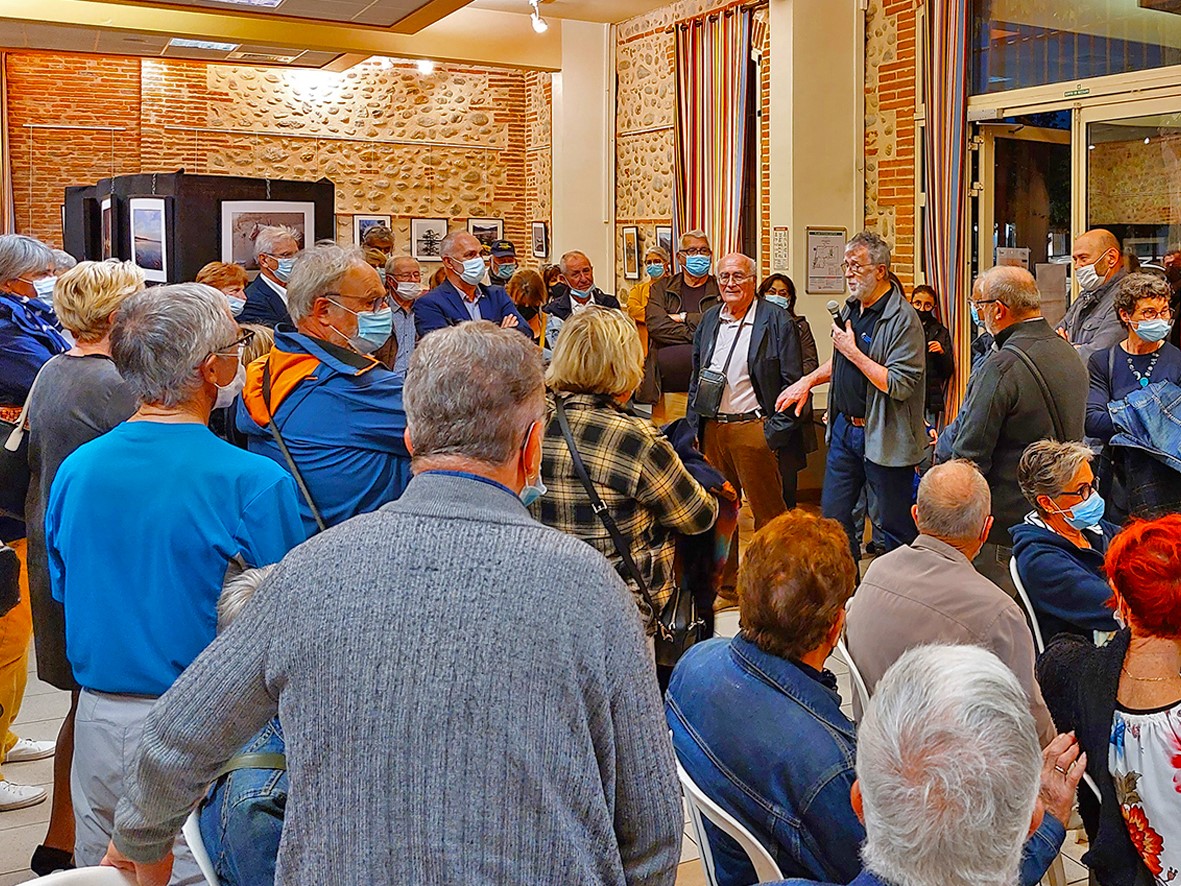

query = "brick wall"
[[5, 52, 551, 266], [865, 0, 919, 288]]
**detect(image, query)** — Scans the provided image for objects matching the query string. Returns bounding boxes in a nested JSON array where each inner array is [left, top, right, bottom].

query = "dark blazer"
[[686, 297, 805, 454], [544, 287, 619, 320], [238, 275, 293, 329], [950, 318, 1087, 545], [1037, 629, 1154, 886], [413, 278, 530, 338]]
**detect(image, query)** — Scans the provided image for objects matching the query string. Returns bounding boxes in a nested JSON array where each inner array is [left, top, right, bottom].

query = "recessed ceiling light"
[[416, 59, 436, 75], [169, 38, 239, 52]]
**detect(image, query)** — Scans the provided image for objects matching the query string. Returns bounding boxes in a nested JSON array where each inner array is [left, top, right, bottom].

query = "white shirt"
[[571, 294, 594, 315], [707, 300, 759, 414], [260, 272, 289, 307]]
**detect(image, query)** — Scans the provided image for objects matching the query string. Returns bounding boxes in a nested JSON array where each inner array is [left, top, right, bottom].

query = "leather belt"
[[847, 416, 867, 428], [713, 410, 763, 424]]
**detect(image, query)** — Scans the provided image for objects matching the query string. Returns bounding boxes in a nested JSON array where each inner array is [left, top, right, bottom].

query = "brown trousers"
[[702, 419, 787, 595]]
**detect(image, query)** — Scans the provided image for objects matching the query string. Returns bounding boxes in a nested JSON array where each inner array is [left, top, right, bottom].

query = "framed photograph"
[[100, 196, 115, 260], [220, 200, 315, 271], [128, 196, 169, 283], [411, 217, 449, 262], [622, 225, 640, 281], [531, 222, 549, 259], [353, 214, 392, 245], [467, 217, 503, 247], [656, 225, 673, 259]]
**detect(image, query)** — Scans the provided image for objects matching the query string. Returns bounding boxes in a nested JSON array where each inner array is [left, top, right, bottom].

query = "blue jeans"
[[822, 413, 918, 561]]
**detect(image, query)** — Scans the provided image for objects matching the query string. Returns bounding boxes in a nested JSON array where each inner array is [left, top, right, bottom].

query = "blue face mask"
[[569, 287, 593, 302], [31, 276, 56, 305], [1136, 318, 1172, 343], [492, 262, 517, 281], [454, 256, 487, 286], [519, 475, 547, 507], [1054, 490, 1106, 530], [646, 264, 665, 280], [227, 295, 246, 317], [970, 302, 981, 328], [330, 300, 393, 355], [273, 257, 297, 283], [684, 255, 711, 277], [764, 294, 789, 311]]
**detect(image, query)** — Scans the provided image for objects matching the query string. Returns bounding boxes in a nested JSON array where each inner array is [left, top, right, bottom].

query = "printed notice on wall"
[[772, 226, 790, 272], [806, 227, 847, 294]]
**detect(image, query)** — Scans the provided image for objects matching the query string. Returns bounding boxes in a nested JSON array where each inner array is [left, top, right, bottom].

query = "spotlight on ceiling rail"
[[530, 0, 548, 33]]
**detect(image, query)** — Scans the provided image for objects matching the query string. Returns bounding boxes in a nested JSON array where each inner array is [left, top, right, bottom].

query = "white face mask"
[[214, 362, 246, 410], [1074, 261, 1101, 293], [395, 281, 423, 301]]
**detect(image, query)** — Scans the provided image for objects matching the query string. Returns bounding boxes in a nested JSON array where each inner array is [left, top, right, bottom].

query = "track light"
[[530, 0, 547, 33]]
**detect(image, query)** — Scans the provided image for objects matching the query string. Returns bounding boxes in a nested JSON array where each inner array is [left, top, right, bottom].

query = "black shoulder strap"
[[262, 360, 327, 533], [1003, 340, 1066, 441], [553, 397, 659, 616]]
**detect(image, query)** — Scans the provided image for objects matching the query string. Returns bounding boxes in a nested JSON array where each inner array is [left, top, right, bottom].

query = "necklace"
[[1127, 349, 1161, 388], [1121, 666, 1181, 682]]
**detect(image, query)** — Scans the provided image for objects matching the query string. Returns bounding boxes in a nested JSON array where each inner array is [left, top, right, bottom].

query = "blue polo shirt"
[[46, 421, 304, 697]]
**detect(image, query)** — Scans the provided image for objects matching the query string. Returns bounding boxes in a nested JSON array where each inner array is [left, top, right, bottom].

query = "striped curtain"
[[0, 53, 14, 234], [922, 2, 971, 409], [673, 6, 752, 262]]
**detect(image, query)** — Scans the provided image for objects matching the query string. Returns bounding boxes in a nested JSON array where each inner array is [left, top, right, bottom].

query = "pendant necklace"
[[1127, 350, 1161, 388]]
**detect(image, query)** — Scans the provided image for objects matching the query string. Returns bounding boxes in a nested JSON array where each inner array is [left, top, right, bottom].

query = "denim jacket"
[[1109, 379, 1181, 473], [198, 718, 286, 886], [666, 635, 863, 884]]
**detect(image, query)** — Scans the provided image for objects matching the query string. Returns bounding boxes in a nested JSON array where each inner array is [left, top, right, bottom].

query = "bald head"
[[978, 265, 1040, 317], [915, 460, 992, 543], [1073, 229, 1122, 284]]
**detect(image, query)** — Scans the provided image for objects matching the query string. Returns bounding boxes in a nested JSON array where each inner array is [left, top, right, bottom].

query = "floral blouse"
[[1110, 700, 1181, 883]]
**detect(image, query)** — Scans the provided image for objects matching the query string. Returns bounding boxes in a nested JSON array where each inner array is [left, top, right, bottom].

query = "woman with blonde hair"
[[531, 306, 718, 636], [19, 259, 143, 870], [196, 261, 249, 317]]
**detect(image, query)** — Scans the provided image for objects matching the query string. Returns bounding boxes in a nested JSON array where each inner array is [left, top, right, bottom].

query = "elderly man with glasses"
[[687, 252, 804, 605], [239, 225, 302, 329], [778, 231, 927, 564], [43, 282, 304, 877], [236, 244, 412, 535]]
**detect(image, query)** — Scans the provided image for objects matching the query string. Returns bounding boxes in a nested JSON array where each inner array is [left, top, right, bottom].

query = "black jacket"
[[238, 274, 293, 329], [950, 318, 1087, 545], [543, 286, 619, 320], [1037, 630, 1154, 886], [920, 315, 955, 414], [686, 297, 805, 454]]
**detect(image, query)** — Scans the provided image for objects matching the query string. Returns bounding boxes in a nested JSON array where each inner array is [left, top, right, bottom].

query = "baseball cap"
[[489, 239, 517, 258]]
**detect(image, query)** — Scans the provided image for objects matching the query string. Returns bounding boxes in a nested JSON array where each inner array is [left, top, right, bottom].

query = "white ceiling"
[[469, 0, 670, 24], [113, 0, 449, 28]]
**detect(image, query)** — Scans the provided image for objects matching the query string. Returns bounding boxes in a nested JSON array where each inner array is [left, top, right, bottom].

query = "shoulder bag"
[[553, 397, 703, 667], [261, 360, 327, 533], [1003, 341, 1066, 441], [689, 313, 748, 419], [0, 356, 59, 520]]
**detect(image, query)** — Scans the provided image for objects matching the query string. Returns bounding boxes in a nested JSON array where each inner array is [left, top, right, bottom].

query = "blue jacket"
[[1109, 379, 1181, 473], [413, 278, 530, 338], [199, 718, 286, 886], [666, 634, 863, 885], [0, 292, 69, 405], [1009, 517, 1120, 643], [236, 331, 411, 535], [238, 275, 293, 329]]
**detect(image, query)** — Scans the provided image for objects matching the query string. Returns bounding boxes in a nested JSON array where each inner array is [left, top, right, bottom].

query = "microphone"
[[826, 300, 842, 325]]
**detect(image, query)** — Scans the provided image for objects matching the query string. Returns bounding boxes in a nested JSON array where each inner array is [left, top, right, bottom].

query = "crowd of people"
[[0, 219, 1178, 886]]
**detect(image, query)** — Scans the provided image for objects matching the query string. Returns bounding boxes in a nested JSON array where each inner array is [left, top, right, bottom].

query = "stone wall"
[[6, 53, 551, 265], [1089, 134, 1181, 227]]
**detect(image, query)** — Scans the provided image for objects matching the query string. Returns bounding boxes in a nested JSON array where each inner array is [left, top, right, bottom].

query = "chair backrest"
[[1010, 556, 1047, 654], [182, 809, 220, 886], [675, 758, 783, 885], [30, 869, 136, 885], [835, 637, 872, 722]]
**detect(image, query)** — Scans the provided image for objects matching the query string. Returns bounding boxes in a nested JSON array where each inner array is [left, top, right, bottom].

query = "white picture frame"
[[353, 214, 392, 246], [128, 196, 169, 283], [411, 217, 449, 261], [221, 200, 315, 271], [466, 217, 503, 247]]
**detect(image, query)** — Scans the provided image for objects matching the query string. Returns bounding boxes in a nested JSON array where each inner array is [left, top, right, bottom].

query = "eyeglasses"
[[327, 293, 390, 314], [717, 273, 753, 284], [1133, 307, 1173, 321], [970, 298, 999, 309], [681, 247, 712, 257], [212, 328, 255, 358], [840, 261, 877, 274], [1058, 482, 1094, 502]]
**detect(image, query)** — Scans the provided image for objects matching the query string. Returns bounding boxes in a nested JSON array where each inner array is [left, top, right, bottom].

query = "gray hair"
[[253, 225, 301, 260], [915, 460, 991, 541], [847, 231, 892, 269], [286, 245, 371, 323], [111, 283, 237, 408], [645, 245, 670, 263], [360, 224, 394, 246], [1018, 440, 1094, 511], [51, 249, 78, 272], [680, 229, 710, 250], [859, 645, 1042, 886], [0, 234, 54, 283], [559, 250, 590, 276], [404, 322, 545, 466], [218, 564, 276, 632], [439, 229, 473, 260], [385, 255, 419, 278], [979, 265, 1041, 314]]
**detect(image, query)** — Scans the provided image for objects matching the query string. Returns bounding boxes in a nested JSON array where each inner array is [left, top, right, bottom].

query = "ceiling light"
[[530, 0, 548, 32], [1145, 136, 1152, 144], [417, 59, 436, 75], [169, 38, 239, 52]]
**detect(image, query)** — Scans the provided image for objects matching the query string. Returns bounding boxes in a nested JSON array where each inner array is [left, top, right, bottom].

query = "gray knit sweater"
[[113, 472, 682, 884]]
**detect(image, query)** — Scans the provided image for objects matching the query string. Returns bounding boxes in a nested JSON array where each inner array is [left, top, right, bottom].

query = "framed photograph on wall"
[[622, 225, 641, 281], [100, 196, 115, 260], [655, 224, 673, 261], [531, 222, 548, 259], [128, 196, 170, 283], [467, 217, 503, 247], [353, 214, 392, 245], [220, 200, 315, 271], [411, 218, 449, 261]]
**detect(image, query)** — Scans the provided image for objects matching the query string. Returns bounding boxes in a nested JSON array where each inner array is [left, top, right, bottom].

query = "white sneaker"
[[0, 780, 47, 811], [5, 738, 55, 763]]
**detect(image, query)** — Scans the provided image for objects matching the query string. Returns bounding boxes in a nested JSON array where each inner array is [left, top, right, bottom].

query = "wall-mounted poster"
[[411, 218, 448, 261], [622, 225, 640, 281], [467, 217, 503, 247], [354, 214, 392, 245], [806, 226, 848, 294], [128, 197, 169, 283], [531, 222, 548, 259], [656, 225, 673, 262], [221, 200, 315, 271], [100, 196, 114, 260]]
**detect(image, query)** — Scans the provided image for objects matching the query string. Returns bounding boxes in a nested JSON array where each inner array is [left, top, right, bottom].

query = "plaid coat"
[[532, 393, 719, 625]]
